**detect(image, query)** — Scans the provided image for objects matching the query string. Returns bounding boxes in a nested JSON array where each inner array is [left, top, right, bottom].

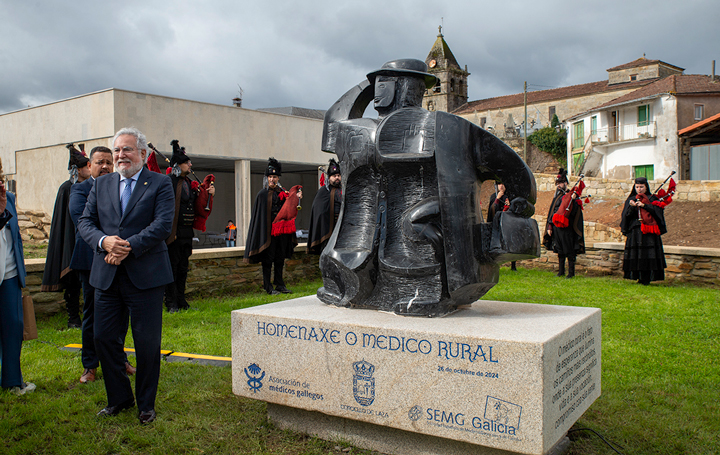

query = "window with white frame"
[[695, 104, 704, 121]]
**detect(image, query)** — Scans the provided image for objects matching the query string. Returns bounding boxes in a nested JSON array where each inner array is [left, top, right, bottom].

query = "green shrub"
[[528, 126, 567, 167]]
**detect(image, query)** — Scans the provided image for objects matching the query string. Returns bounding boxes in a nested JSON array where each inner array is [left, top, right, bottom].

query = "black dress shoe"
[[138, 409, 156, 424], [97, 398, 135, 417], [266, 289, 280, 295], [275, 285, 292, 294]]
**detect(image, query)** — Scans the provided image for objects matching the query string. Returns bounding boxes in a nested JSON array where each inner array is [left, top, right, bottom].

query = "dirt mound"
[[534, 192, 720, 248]]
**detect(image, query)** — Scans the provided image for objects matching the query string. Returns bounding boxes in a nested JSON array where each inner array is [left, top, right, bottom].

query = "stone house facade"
[[451, 57, 673, 139], [567, 74, 720, 180]]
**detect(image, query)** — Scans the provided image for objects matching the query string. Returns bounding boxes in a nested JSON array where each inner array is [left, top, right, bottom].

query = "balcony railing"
[[591, 121, 656, 143]]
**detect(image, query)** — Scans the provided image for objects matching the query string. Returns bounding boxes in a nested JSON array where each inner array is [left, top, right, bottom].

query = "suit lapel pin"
[[144, 182, 148, 185]]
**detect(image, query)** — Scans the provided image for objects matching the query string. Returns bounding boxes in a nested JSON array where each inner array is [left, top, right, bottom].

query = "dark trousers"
[[79, 271, 99, 369], [94, 266, 164, 412], [165, 239, 192, 310], [80, 271, 131, 370], [63, 271, 82, 323], [0, 276, 24, 388], [261, 236, 286, 293]]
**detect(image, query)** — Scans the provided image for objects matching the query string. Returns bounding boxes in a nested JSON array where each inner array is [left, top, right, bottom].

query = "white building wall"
[[654, 95, 679, 179], [113, 90, 325, 164], [0, 90, 116, 175], [2, 89, 327, 218], [588, 95, 679, 180]]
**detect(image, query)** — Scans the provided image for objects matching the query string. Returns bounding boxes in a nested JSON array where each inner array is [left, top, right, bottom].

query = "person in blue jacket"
[[0, 161, 34, 396]]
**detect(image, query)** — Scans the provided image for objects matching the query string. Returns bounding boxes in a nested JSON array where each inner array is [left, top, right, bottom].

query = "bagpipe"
[[552, 174, 590, 228], [147, 141, 215, 232], [271, 184, 303, 236], [650, 171, 676, 208], [635, 171, 675, 235]]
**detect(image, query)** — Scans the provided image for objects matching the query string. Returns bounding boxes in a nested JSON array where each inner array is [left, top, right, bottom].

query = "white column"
[[235, 159, 252, 246]]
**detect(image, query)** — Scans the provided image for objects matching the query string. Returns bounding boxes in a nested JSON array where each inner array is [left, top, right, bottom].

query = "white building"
[[0, 88, 328, 245], [566, 74, 720, 180]]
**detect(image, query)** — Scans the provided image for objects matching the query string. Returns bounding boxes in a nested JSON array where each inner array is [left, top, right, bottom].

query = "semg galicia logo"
[[352, 360, 375, 406], [414, 397, 522, 436]]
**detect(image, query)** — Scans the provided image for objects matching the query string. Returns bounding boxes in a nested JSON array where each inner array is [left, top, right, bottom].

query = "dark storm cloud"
[[1, 0, 719, 115]]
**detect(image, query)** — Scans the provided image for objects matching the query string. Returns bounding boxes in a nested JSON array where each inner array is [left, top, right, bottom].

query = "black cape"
[[244, 187, 296, 263], [542, 188, 585, 256], [167, 175, 197, 244], [307, 185, 341, 254], [619, 192, 667, 235], [620, 192, 667, 281], [41, 180, 76, 291]]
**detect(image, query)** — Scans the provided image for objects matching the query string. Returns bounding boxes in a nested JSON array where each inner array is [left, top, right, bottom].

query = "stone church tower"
[[423, 27, 470, 113]]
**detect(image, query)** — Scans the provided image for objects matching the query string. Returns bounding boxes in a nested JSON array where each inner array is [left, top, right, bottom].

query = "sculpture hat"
[[367, 59, 439, 90]]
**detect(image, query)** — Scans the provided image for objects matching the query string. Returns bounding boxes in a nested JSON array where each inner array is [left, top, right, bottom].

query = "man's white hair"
[[112, 127, 148, 163]]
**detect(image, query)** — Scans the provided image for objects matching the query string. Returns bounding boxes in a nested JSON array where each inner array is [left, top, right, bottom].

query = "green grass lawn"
[[1, 270, 718, 454]]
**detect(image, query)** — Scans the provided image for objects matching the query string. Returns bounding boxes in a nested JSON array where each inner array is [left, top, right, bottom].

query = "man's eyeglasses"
[[113, 146, 137, 153]]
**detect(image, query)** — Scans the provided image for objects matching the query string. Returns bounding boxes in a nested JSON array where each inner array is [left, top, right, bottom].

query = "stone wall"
[[17, 210, 51, 242], [535, 173, 720, 201], [25, 238, 718, 317], [534, 215, 624, 244], [24, 245, 321, 315], [527, 242, 720, 286]]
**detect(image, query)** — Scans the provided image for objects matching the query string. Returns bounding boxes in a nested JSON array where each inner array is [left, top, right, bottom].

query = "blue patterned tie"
[[121, 179, 132, 215]]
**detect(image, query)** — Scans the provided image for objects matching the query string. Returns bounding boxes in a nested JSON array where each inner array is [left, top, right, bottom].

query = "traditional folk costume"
[[307, 159, 342, 255], [164, 140, 214, 312], [543, 169, 585, 278], [244, 158, 298, 294], [42, 145, 88, 327], [620, 176, 667, 285]]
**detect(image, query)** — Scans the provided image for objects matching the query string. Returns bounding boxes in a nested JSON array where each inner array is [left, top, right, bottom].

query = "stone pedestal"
[[231, 296, 601, 455]]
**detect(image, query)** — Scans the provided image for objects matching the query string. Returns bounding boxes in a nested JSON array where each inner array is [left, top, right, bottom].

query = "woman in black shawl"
[[620, 177, 667, 285]]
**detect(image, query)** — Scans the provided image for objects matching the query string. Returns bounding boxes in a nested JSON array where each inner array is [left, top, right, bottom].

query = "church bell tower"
[[423, 26, 470, 113]]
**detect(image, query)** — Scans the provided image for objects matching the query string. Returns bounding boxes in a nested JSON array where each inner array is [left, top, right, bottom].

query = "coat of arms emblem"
[[352, 360, 375, 406]]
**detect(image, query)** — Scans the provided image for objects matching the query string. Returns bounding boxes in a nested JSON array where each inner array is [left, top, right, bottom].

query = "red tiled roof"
[[606, 57, 684, 72], [590, 75, 720, 111], [453, 78, 655, 115], [678, 111, 720, 136]]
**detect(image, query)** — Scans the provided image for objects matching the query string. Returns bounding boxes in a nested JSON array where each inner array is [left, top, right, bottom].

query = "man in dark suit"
[[69, 146, 136, 384], [78, 128, 175, 425]]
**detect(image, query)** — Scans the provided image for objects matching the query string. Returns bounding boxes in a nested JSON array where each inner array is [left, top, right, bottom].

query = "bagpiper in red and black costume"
[[164, 140, 214, 312], [543, 169, 586, 278], [244, 158, 299, 294], [307, 159, 342, 255], [620, 176, 670, 285]]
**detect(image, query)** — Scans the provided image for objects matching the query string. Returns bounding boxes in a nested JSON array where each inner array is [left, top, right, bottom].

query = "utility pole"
[[523, 81, 528, 162]]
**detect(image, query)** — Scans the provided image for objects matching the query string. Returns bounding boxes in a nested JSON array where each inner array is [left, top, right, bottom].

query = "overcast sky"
[[2, 0, 719, 115]]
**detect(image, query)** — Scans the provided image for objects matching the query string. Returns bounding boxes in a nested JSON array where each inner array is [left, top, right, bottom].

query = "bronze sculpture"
[[319, 59, 540, 316]]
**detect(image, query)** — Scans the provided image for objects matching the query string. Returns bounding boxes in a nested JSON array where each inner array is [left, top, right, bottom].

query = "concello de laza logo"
[[352, 360, 375, 406], [244, 363, 265, 393]]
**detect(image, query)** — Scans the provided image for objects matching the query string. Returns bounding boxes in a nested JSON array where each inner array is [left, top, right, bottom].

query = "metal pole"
[[523, 81, 528, 162]]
